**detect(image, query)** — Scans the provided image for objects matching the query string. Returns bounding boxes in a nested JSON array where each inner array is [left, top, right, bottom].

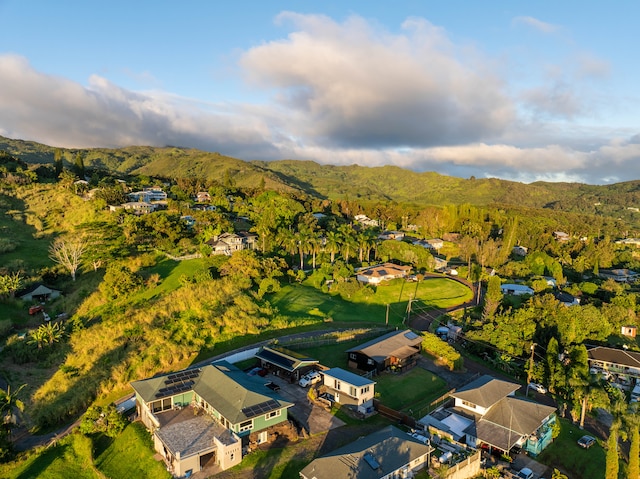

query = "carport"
[[255, 346, 319, 382]]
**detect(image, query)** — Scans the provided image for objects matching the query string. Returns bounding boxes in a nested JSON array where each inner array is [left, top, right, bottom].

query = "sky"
[[1, 1, 639, 185]]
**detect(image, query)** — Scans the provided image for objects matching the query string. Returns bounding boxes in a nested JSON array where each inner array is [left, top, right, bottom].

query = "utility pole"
[[385, 304, 389, 325]]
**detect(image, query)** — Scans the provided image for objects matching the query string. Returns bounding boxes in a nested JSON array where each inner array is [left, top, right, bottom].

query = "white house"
[[320, 368, 375, 415], [356, 263, 411, 284], [500, 284, 534, 296]]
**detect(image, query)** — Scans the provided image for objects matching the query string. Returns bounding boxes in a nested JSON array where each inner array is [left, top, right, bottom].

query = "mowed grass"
[[271, 277, 472, 327], [537, 418, 605, 479], [375, 368, 448, 412], [0, 423, 169, 479], [134, 257, 209, 300]]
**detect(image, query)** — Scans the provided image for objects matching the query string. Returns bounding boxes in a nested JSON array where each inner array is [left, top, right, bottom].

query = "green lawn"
[[134, 257, 209, 300], [271, 277, 472, 327], [295, 339, 368, 369], [0, 423, 168, 479], [374, 367, 448, 413], [537, 418, 605, 479]]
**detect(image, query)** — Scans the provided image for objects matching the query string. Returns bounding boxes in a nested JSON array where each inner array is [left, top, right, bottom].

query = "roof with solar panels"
[[131, 360, 292, 424]]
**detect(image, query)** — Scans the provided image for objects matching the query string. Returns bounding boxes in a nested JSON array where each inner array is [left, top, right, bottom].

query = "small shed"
[[18, 284, 61, 303], [622, 326, 637, 338], [255, 346, 319, 381]]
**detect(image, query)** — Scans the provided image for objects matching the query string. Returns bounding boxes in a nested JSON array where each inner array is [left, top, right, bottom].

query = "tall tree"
[[49, 237, 87, 281], [324, 231, 341, 264], [54, 148, 63, 178], [605, 426, 619, 479], [73, 152, 85, 178], [627, 414, 639, 479]]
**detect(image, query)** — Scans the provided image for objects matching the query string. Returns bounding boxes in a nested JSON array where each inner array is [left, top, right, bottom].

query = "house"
[[356, 263, 411, 284], [122, 201, 157, 215], [346, 330, 423, 373], [587, 346, 640, 380], [412, 238, 444, 251], [377, 231, 405, 241], [131, 361, 293, 477], [553, 231, 570, 242], [354, 214, 379, 227], [299, 425, 432, 479], [616, 238, 640, 246], [552, 291, 580, 306], [598, 269, 640, 283], [512, 245, 528, 256], [18, 283, 61, 302], [320, 368, 375, 415], [622, 326, 637, 338], [420, 375, 556, 456], [500, 284, 534, 296], [206, 232, 258, 256], [195, 191, 211, 202], [180, 215, 196, 228], [433, 256, 448, 272], [254, 346, 319, 382], [128, 187, 167, 203]]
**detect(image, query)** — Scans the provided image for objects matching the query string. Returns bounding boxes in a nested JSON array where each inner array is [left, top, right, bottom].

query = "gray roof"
[[451, 375, 520, 409], [131, 361, 292, 425], [299, 425, 432, 479], [588, 346, 640, 368], [322, 368, 375, 388], [155, 413, 235, 459], [472, 397, 556, 451], [255, 346, 319, 372], [346, 330, 422, 364]]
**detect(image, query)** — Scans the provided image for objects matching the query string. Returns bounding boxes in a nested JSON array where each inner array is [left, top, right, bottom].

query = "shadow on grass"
[[14, 443, 69, 479]]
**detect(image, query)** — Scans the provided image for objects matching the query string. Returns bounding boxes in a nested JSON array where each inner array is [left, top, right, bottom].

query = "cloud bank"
[[0, 14, 639, 185]]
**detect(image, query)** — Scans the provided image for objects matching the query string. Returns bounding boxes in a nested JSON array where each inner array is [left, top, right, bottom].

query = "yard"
[[537, 418, 605, 479]]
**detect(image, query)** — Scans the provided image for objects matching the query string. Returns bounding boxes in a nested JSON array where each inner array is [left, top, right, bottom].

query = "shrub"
[[421, 332, 463, 371]]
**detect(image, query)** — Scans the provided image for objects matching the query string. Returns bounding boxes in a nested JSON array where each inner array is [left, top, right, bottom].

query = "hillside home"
[[419, 375, 556, 456], [346, 330, 423, 373], [354, 214, 379, 227], [377, 230, 405, 241], [512, 245, 528, 256], [206, 232, 257, 256], [299, 425, 432, 479], [18, 283, 61, 302], [128, 186, 167, 203], [598, 269, 640, 283], [356, 263, 411, 284], [320, 368, 376, 415], [587, 346, 640, 380], [500, 284, 534, 296], [622, 326, 637, 338], [552, 290, 580, 306], [616, 238, 640, 246], [131, 361, 293, 476], [552, 231, 570, 241], [195, 191, 211, 202], [121, 201, 157, 215]]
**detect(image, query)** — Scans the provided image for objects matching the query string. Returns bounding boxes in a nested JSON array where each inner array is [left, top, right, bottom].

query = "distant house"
[[206, 232, 257, 256], [180, 215, 196, 228], [18, 283, 61, 303], [377, 231, 405, 241], [320, 368, 376, 415], [500, 284, 534, 296], [356, 263, 411, 284], [346, 330, 423, 373], [254, 346, 319, 382], [598, 269, 640, 283], [122, 201, 157, 215], [553, 231, 570, 242], [299, 425, 433, 479], [131, 361, 293, 477], [420, 375, 556, 456], [512, 245, 528, 256], [128, 186, 167, 203], [616, 238, 640, 246], [622, 326, 637, 338], [433, 256, 448, 272], [195, 191, 211, 202], [354, 214, 379, 227], [552, 290, 580, 306]]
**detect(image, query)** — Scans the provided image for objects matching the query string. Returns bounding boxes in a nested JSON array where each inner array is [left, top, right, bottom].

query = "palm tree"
[[0, 384, 25, 438], [338, 225, 356, 262], [277, 228, 297, 267], [295, 228, 310, 270], [357, 230, 375, 263], [307, 233, 322, 270], [324, 231, 341, 264]]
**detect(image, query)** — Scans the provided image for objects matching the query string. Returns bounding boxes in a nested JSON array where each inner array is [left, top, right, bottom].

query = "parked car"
[[528, 382, 547, 394], [298, 371, 321, 388], [264, 381, 280, 392], [517, 467, 534, 479], [29, 305, 44, 315], [577, 435, 596, 449]]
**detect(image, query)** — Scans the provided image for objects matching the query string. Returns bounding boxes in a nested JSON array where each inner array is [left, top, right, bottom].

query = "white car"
[[528, 382, 547, 394], [298, 371, 321, 388]]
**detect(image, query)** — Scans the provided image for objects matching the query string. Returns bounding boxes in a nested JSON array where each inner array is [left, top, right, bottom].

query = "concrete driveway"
[[262, 374, 345, 435]]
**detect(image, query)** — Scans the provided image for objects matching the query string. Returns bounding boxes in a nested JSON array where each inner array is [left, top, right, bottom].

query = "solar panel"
[[164, 369, 201, 386], [363, 452, 380, 470], [404, 331, 419, 340], [155, 380, 195, 398], [241, 399, 281, 418]]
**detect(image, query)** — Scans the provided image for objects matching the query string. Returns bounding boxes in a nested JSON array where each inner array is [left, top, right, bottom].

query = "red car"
[[29, 305, 44, 315]]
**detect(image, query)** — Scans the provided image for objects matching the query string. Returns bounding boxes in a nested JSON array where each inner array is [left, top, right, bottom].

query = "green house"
[[131, 361, 293, 477]]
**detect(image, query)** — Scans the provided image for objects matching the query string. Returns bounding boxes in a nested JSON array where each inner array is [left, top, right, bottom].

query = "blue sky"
[[1, 1, 639, 184]]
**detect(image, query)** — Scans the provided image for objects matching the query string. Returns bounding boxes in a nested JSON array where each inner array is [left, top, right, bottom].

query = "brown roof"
[[451, 375, 520, 409], [588, 346, 640, 368], [346, 330, 422, 364]]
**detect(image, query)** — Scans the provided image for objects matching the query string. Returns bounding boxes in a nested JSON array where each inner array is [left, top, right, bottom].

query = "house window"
[[239, 420, 253, 432], [360, 386, 369, 394], [349, 353, 356, 360], [462, 400, 476, 409], [265, 409, 281, 420], [349, 386, 357, 397], [367, 358, 374, 365], [150, 398, 172, 413], [334, 380, 341, 390]]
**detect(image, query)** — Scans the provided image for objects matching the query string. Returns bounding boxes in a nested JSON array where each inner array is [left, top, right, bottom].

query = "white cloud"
[[512, 16, 559, 34]]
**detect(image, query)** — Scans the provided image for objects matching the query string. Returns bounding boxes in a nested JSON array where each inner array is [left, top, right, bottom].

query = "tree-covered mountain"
[[3, 135, 640, 225]]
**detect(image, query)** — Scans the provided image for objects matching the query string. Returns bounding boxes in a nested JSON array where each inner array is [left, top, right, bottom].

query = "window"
[[367, 358, 374, 365], [349, 386, 357, 397], [265, 409, 281, 420], [360, 386, 369, 394], [349, 353, 356, 360], [334, 380, 341, 390], [150, 399, 172, 413], [239, 420, 253, 432], [462, 400, 476, 409], [257, 431, 268, 444]]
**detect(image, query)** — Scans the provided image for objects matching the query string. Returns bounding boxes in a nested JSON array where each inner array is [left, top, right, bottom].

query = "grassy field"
[[271, 277, 472, 327], [0, 423, 169, 479], [537, 418, 605, 479], [374, 367, 448, 413]]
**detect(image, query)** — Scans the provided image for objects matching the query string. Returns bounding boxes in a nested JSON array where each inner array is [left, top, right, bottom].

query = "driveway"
[[260, 373, 345, 435]]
